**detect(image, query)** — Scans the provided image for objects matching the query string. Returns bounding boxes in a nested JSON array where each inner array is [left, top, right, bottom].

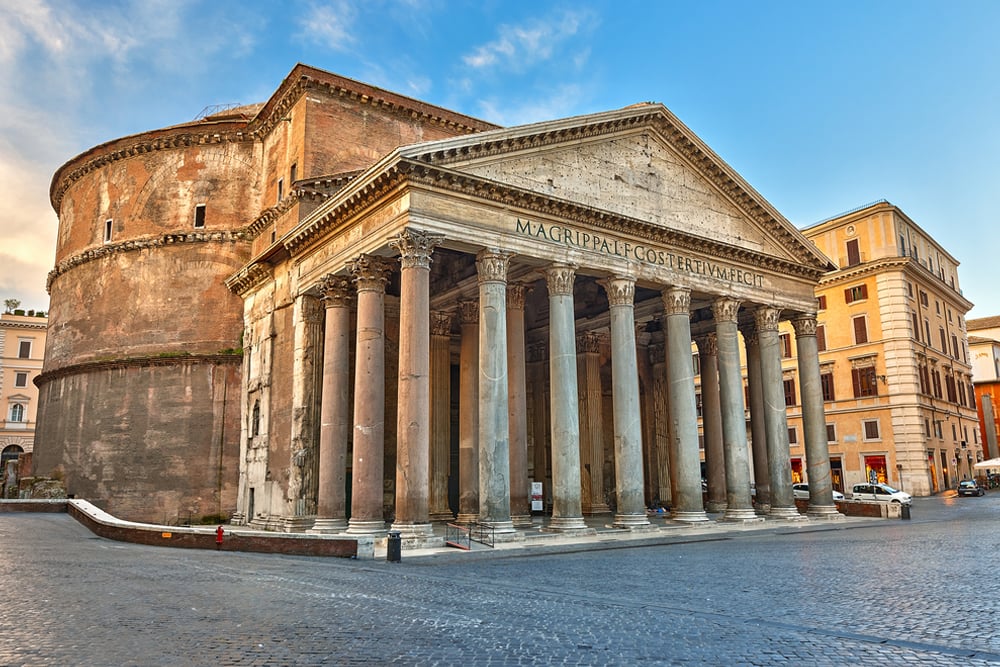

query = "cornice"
[[225, 263, 274, 297], [47, 231, 247, 293], [0, 319, 47, 331], [282, 158, 826, 281], [249, 70, 497, 141], [36, 352, 242, 386], [816, 255, 974, 310], [50, 122, 254, 212]]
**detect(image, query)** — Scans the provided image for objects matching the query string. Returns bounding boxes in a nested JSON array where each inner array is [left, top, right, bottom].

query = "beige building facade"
[[1, 309, 47, 470], [781, 201, 980, 497]]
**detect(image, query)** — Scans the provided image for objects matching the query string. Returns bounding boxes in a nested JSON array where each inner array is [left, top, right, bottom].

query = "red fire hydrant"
[[216, 525, 224, 550]]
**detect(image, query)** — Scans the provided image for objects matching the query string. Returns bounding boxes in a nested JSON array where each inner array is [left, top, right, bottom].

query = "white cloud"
[[462, 9, 594, 72], [476, 84, 585, 127], [299, 1, 358, 51]]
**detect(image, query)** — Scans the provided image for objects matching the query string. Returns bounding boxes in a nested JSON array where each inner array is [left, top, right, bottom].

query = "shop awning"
[[974, 457, 1000, 469]]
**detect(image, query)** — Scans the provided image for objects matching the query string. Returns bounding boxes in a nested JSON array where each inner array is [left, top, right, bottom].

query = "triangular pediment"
[[401, 105, 832, 271]]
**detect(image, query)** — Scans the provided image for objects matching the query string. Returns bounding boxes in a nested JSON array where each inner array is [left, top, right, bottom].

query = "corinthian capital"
[[695, 332, 718, 357], [791, 315, 818, 337], [430, 311, 453, 336], [458, 300, 479, 325], [600, 276, 635, 307], [545, 263, 576, 296], [712, 297, 740, 324], [476, 248, 513, 284], [390, 228, 443, 270], [348, 254, 393, 292], [507, 283, 528, 310], [318, 274, 354, 308], [662, 287, 690, 316], [754, 306, 782, 333]]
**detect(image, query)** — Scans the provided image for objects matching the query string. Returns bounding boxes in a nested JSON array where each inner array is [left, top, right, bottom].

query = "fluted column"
[[476, 249, 516, 533], [287, 292, 324, 530], [346, 255, 393, 535], [696, 333, 726, 512], [602, 276, 650, 528], [429, 311, 454, 522], [792, 315, 842, 519], [545, 264, 588, 531], [577, 331, 609, 514], [740, 323, 770, 514], [390, 230, 440, 538], [507, 283, 532, 527], [713, 298, 761, 522], [664, 287, 709, 522], [456, 300, 479, 524], [311, 275, 353, 533], [756, 306, 799, 519]]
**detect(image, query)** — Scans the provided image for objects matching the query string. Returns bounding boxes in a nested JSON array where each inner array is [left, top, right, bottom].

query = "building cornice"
[[50, 121, 254, 212], [248, 65, 499, 141], [47, 231, 247, 293], [278, 158, 827, 282], [36, 353, 243, 386], [0, 319, 47, 331], [225, 263, 274, 297], [816, 255, 974, 311]]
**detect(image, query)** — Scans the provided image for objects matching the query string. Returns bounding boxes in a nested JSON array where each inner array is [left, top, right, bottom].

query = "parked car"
[[851, 483, 912, 504], [957, 480, 985, 497], [791, 483, 845, 501]]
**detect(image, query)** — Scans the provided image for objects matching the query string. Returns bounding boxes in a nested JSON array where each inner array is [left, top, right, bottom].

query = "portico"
[[230, 103, 839, 539]]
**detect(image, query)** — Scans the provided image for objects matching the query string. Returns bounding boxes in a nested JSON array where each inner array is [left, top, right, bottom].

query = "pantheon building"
[[36, 64, 839, 536]]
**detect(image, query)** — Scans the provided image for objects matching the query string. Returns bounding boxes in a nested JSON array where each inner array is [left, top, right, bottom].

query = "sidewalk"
[[377, 511, 881, 562]]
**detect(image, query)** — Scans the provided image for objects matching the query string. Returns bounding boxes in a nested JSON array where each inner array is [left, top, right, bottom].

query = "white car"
[[791, 483, 845, 501], [851, 483, 912, 504]]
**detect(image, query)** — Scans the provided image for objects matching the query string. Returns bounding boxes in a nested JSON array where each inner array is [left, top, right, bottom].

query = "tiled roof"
[[968, 316, 1000, 330]]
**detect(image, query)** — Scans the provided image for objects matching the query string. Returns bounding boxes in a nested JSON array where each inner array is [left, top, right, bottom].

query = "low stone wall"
[[0, 499, 372, 558]]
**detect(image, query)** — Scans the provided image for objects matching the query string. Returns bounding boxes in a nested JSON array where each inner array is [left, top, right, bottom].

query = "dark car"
[[958, 480, 985, 497]]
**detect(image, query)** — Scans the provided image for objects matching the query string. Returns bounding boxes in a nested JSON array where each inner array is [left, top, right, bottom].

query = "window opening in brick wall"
[[194, 204, 206, 229]]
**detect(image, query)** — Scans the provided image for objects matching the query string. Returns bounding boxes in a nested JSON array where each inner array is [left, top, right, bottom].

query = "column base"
[[429, 511, 456, 522], [229, 512, 246, 525], [719, 508, 765, 523], [389, 522, 436, 539], [478, 519, 517, 534], [541, 516, 594, 533], [754, 504, 771, 516], [455, 513, 478, 525], [807, 505, 846, 520], [280, 516, 315, 533], [308, 518, 348, 534], [511, 514, 534, 528], [705, 501, 728, 513], [768, 506, 807, 521], [345, 519, 388, 536], [671, 509, 711, 523], [611, 513, 653, 529]]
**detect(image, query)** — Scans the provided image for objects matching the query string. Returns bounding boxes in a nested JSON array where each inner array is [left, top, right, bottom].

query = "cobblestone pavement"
[[2, 495, 999, 666]]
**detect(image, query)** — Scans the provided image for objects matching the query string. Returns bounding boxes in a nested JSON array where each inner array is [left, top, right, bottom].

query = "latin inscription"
[[515, 219, 765, 287]]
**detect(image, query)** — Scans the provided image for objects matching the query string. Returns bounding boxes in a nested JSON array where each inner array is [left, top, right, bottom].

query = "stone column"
[[664, 287, 709, 522], [528, 342, 550, 509], [649, 338, 672, 509], [792, 315, 842, 519], [476, 249, 516, 534], [429, 311, 454, 522], [577, 331, 609, 514], [507, 283, 532, 527], [390, 230, 441, 538], [287, 292, 324, 531], [756, 306, 800, 519], [456, 300, 479, 524], [544, 264, 589, 532], [695, 333, 726, 512], [740, 323, 770, 514], [346, 255, 393, 535], [713, 298, 761, 523], [982, 394, 999, 460], [602, 276, 650, 528], [311, 275, 353, 533]]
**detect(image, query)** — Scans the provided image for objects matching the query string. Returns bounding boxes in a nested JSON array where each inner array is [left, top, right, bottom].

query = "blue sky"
[[2, 1, 997, 317]]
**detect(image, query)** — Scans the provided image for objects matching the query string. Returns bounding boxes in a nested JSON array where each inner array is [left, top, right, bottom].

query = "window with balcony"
[[846, 238, 861, 267]]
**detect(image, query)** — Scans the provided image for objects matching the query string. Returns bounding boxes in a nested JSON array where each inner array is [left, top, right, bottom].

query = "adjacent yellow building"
[[783, 200, 980, 496], [1, 308, 47, 472]]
